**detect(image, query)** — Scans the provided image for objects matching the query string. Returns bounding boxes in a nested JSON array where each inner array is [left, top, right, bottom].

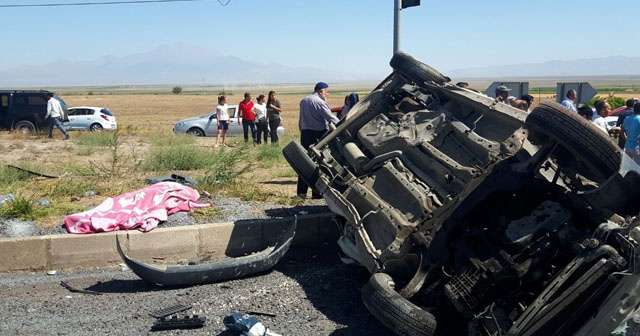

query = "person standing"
[[297, 82, 339, 199], [214, 95, 230, 147], [253, 94, 268, 144], [615, 99, 637, 148], [561, 89, 578, 113], [238, 92, 256, 144], [45, 92, 70, 140], [494, 85, 515, 105], [266, 90, 282, 144], [621, 103, 640, 164]]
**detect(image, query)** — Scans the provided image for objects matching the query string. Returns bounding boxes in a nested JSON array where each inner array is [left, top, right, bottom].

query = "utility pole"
[[393, 0, 420, 54]]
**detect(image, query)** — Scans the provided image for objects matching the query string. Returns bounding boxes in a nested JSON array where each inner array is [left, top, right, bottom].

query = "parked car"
[[66, 106, 117, 131], [0, 90, 68, 134], [284, 51, 640, 336], [173, 104, 284, 137]]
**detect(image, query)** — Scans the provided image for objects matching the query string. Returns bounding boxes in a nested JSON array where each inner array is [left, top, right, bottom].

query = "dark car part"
[[149, 304, 192, 318], [116, 219, 296, 286], [284, 51, 640, 336], [150, 315, 205, 331], [144, 173, 198, 187]]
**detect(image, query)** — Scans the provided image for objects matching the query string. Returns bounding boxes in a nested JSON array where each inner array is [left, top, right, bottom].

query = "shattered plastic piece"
[[84, 190, 98, 196], [223, 312, 282, 336], [151, 315, 205, 331], [60, 281, 102, 295], [0, 194, 15, 206], [149, 304, 192, 318], [46, 270, 57, 275], [38, 200, 51, 207]]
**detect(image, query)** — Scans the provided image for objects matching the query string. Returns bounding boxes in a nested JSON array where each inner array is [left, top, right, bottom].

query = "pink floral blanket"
[[65, 182, 211, 234]]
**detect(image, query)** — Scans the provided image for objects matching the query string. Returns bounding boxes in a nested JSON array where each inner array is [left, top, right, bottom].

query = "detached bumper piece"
[[151, 315, 206, 331], [116, 219, 296, 286]]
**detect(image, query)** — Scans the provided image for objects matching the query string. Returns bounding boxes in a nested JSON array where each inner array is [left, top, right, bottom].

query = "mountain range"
[[1, 42, 639, 87]]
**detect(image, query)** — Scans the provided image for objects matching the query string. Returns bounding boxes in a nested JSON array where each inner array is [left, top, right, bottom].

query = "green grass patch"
[[255, 143, 286, 168], [144, 145, 217, 171]]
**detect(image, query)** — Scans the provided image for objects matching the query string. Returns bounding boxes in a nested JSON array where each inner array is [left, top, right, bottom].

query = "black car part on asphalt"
[[116, 218, 296, 286], [284, 50, 640, 336]]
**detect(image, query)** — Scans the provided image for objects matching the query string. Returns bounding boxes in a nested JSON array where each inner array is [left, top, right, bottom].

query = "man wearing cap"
[[238, 92, 256, 143], [297, 81, 339, 199], [561, 89, 578, 113], [495, 85, 515, 105]]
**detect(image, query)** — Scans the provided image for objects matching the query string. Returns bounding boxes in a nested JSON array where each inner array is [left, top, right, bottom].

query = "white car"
[[173, 104, 285, 137], [67, 106, 117, 131]]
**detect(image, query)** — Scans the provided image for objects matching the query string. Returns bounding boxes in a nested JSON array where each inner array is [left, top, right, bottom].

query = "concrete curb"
[[0, 212, 339, 273]]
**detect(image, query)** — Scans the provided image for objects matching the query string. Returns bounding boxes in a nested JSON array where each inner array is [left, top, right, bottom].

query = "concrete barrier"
[[0, 212, 339, 273]]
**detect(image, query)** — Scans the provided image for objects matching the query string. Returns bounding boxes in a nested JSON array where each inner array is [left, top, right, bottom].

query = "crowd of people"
[[213, 90, 283, 147]]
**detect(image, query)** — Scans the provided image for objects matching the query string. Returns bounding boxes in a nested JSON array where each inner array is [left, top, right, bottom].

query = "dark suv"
[[0, 90, 68, 133], [284, 52, 640, 336]]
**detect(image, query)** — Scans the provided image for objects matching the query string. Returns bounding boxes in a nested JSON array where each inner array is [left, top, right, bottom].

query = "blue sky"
[[1, 0, 639, 74]]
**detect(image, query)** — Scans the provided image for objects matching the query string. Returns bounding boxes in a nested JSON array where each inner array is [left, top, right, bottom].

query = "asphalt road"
[[0, 243, 390, 336]]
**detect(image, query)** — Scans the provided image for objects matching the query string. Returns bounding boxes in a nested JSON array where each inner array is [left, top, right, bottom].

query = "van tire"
[[390, 51, 450, 85], [526, 101, 621, 182], [282, 141, 319, 188], [14, 120, 37, 134], [362, 272, 436, 336]]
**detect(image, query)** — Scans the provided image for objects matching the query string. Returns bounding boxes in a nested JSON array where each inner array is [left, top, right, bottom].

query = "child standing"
[[215, 95, 230, 147]]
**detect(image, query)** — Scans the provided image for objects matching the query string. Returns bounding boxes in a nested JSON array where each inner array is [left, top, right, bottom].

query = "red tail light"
[[100, 114, 109, 121]]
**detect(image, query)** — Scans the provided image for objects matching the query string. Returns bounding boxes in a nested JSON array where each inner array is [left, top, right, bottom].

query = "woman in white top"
[[253, 94, 269, 144], [215, 95, 230, 147]]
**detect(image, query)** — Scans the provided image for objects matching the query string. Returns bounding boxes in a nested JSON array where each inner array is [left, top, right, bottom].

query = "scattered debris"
[[149, 304, 192, 319], [46, 270, 57, 276], [59, 281, 102, 295], [223, 312, 281, 336], [0, 194, 14, 206], [6, 164, 59, 179], [150, 315, 205, 331], [144, 173, 198, 187]]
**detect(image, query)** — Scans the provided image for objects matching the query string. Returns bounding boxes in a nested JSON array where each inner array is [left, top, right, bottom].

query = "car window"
[[100, 108, 113, 116], [28, 95, 47, 106], [228, 107, 237, 118], [68, 109, 80, 116], [54, 96, 67, 110]]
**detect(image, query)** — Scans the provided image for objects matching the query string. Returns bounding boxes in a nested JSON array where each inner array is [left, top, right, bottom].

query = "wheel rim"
[[91, 124, 103, 131]]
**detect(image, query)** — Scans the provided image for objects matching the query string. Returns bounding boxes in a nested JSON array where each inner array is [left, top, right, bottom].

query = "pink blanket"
[[65, 182, 211, 234]]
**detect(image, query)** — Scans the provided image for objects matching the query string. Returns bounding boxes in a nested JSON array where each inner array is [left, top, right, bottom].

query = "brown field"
[[0, 83, 637, 227]]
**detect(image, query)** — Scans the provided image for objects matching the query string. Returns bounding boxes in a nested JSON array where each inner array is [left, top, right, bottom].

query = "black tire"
[[282, 141, 319, 188], [186, 128, 204, 136], [90, 123, 103, 132], [389, 51, 450, 85], [362, 272, 436, 336], [14, 120, 37, 134], [525, 101, 621, 182]]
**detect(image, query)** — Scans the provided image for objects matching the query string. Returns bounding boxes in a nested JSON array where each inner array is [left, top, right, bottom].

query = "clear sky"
[[1, 0, 639, 74]]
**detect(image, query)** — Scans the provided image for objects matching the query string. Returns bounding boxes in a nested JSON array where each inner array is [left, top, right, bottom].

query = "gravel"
[[0, 196, 393, 335]]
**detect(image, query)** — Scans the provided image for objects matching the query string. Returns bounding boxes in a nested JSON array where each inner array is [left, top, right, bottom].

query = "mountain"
[[447, 56, 640, 78], [0, 42, 378, 87]]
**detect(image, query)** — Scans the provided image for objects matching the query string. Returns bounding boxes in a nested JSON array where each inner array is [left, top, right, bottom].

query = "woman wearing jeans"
[[266, 90, 282, 144]]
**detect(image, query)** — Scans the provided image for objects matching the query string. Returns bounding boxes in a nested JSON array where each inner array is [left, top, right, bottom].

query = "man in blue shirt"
[[615, 99, 637, 148], [297, 82, 339, 199], [621, 103, 640, 164], [561, 90, 577, 113]]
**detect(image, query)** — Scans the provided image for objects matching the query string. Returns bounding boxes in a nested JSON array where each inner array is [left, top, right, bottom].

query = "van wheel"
[[282, 141, 319, 189], [362, 272, 436, 336], [525, 101, 621, 182], [390, 51, 450, 85], [14, 120, 37, 134]]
